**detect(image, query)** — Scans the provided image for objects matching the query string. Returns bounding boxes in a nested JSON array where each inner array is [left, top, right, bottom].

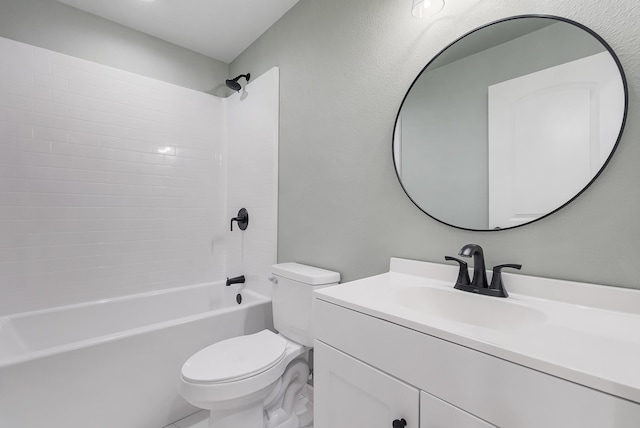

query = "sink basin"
[[395, 286, 547, 329]]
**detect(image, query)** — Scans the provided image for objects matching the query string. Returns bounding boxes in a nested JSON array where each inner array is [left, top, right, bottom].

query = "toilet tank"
[[271, 263, 340, 347]]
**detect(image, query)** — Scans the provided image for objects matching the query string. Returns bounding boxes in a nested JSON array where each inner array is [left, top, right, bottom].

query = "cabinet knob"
[[392, 419, 407, 428]]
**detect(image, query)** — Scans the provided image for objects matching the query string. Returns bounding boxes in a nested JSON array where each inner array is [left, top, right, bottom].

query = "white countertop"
[[315, 258, 640, 403]]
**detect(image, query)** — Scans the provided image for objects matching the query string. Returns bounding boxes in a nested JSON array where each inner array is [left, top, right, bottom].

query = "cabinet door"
[[421, 391, 495, 428], [315, 340, 419, 428]]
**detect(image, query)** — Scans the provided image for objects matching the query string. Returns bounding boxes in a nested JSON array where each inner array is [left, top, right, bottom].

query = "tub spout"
[[225, 275, 245, 286]]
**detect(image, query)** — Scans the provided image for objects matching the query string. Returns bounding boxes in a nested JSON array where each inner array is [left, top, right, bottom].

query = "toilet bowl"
[[180, 330, 307, 428], [179, 263, 340, 428]]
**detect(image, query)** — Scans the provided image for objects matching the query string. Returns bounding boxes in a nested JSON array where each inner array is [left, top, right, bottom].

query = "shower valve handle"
[[230, 208, 249, 231]]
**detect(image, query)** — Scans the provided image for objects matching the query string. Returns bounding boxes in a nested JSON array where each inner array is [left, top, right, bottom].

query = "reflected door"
[[488, 51, 623, 229]]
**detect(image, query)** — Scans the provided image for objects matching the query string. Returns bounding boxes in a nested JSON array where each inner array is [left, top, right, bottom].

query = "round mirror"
[[393, 15, 628, 231]]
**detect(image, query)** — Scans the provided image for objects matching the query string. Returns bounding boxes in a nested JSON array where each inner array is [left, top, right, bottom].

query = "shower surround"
[[0, 36, 279, 316], [0, 36, 279, 428]]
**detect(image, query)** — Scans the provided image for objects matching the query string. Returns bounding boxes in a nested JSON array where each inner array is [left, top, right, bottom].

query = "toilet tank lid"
[[272, 262, 340, 285]]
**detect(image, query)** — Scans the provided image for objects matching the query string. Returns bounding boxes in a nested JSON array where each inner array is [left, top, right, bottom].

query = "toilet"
[[180, 263, 340, 428]]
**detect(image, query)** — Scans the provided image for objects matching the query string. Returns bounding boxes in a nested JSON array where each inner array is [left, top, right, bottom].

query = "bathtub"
[[0, 282, 272, 428]]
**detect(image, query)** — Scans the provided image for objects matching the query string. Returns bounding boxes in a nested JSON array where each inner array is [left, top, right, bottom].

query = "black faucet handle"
[[230, 208, 249, 231], [445, 256, 471, 288], [493, 263, 522, 273], [489, 264, 522, 297]]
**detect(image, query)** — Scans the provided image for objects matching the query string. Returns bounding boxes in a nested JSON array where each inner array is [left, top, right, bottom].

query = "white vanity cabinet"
[[315, 339, 493, 428], [314, 341, 420, 428], [313, 293, 640, 428], [420, 392, 495, 428]]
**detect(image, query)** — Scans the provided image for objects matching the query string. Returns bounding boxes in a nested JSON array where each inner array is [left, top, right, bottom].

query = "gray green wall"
[[0, 0, 229, 94], [230, 0, 640, 289]]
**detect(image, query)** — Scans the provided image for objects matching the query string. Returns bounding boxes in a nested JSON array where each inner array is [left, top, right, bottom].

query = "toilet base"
[[203, 366, 313, 428], [270, 384, 314, 428], [264, 359, 310, 428]]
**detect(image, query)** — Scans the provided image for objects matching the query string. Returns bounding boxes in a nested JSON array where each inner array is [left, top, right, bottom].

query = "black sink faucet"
[[458, 244, 488, 289], [446, 244, 522, 298]]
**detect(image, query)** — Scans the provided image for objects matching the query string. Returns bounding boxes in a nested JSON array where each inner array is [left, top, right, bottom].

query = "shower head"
[[225, 73, 251, 92]]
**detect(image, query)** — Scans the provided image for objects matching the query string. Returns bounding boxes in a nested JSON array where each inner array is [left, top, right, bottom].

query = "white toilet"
[[180, 263, 340, 428]]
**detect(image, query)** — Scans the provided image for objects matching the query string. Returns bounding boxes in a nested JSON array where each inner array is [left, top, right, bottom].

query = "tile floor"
[[163, 410, 209, 428], [163, 385, 314, 428]]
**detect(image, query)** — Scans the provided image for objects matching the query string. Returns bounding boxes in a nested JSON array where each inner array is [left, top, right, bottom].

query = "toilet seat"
[[180, 330, 307, 407], [182, 330, 288, 384]]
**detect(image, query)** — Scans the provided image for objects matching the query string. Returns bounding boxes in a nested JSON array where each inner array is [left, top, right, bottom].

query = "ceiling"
[[56, 0, 300, 63]]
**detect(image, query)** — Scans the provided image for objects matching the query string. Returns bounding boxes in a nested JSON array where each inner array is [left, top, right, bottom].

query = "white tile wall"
[[0, 37, 227, 315], [225, 68, 279, 297]]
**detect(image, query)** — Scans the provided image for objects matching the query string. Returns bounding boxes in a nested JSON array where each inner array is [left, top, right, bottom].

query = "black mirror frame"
[[392, 14, 629, 232]]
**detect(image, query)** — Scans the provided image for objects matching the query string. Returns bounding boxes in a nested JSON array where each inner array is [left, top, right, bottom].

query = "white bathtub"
[[0, 282, 272, 428]]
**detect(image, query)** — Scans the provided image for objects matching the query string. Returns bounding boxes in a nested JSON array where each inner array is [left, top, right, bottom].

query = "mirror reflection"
[[393, 16, 627, 231]]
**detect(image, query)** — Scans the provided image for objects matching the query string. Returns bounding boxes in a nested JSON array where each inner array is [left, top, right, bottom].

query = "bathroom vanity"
[[313, 258, 640, 427]]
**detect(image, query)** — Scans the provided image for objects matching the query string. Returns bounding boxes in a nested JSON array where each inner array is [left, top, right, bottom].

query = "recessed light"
[[412, 0, 445, 19]]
